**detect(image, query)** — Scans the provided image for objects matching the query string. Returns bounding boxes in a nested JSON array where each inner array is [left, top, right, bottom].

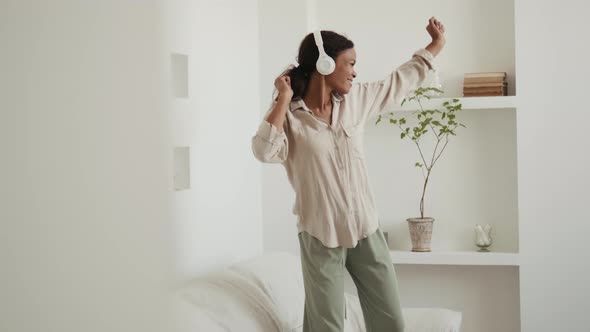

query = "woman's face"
[[326, 48, 357, 95]]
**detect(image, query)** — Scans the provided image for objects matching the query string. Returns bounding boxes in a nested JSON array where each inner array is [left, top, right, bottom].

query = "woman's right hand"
[[274, 75, 294, 100]]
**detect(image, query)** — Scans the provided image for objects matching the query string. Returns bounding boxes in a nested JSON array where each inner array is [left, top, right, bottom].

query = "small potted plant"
[[376, 87, 464, 252]]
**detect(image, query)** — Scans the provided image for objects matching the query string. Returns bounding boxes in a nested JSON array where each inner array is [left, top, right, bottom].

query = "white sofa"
[[174, 252, 462, 332]]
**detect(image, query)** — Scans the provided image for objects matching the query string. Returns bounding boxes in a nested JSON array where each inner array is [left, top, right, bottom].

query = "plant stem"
[[420, 169, 431, 218], [432, 133, 451, 168], [429, 125, 442, 168], [413, 140, 429, 171]]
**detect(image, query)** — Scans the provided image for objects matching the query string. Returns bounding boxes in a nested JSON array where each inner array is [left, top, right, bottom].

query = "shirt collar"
[[289, 93, 344, 112]]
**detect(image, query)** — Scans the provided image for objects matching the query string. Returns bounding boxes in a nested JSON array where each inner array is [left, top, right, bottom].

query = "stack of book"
[[463, 72, 507, 97]]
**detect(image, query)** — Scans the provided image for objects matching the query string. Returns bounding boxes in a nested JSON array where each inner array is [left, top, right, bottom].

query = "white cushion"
[[180, 269, 281, 331], [172, 294, 230, 332], [229, 252, 305, 331]]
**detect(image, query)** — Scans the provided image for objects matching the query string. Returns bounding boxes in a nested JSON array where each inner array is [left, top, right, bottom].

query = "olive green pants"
[[298, 229, 404, 332]]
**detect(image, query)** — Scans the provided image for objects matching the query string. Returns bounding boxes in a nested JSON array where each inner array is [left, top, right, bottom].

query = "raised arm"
[[349, 17, 447, 123], [251, 75, 293, 164]]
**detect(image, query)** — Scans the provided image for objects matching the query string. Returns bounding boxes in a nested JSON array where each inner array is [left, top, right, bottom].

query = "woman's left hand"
[[426, 16, 445, 45]]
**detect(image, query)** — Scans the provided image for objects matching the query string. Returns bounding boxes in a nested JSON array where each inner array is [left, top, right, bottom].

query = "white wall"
[[515, 1, 590, 331], [1, 1, 173, 331], [163, 0, 263, 281], [0, 0, 262, 331]]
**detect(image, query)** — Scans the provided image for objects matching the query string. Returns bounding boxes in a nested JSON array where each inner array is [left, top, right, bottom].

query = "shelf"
[[391, 96, 517, 112], [390, 250, 520, 266]]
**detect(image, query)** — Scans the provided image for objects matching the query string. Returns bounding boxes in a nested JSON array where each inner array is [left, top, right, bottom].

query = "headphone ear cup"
[[316, 55, 336, 75]]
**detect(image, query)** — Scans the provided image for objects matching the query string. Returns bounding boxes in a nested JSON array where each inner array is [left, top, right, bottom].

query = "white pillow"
[[180, 269, 281, 332], [172, 294, 230, 332], [229, 252, 306, 331]]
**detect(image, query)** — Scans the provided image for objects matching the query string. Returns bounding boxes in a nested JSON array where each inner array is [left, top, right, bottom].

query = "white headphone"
[[313, 30, 335, 75]]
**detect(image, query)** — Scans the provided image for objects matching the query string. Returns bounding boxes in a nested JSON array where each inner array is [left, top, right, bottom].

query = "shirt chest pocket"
[[342, 123, 365, 160]]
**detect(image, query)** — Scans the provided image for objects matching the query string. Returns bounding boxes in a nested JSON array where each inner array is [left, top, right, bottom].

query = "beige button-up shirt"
[[252, 49, 435, 248]]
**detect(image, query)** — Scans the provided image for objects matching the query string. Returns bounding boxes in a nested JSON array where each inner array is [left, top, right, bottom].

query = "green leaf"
[[415, 162, 423, 167], [401, 132, 406, 139], [375, 116, 382, 125], [401, 99, 406, 106], [389, 118, 397, 124], [399, 118, 407, 125], [432, 120, 441, 126]]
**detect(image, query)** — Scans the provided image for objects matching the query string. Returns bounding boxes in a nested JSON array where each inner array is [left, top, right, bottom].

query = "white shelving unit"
[[384, 94, 519, 269], [391, 96, 518, 112], [390, 250, 519, 266], [377, 88, 521, 331]]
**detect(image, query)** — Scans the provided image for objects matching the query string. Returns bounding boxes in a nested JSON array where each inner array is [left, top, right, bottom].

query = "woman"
[[252, 17, 446, 332]]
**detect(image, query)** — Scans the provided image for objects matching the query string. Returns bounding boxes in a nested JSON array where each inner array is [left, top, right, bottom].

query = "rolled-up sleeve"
[[352, 48, 435, 122], [251, 120, 289, 163]]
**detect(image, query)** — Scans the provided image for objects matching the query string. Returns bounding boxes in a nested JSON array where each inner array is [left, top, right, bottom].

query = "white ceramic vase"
[[475, 224, 493, 252]]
